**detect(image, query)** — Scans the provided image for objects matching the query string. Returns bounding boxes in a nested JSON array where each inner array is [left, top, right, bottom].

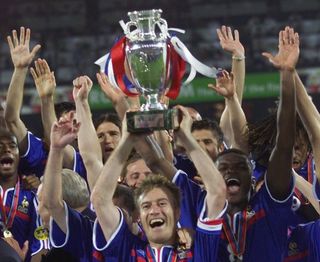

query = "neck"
[[0, 174, 18, 191], [227, 200, 248, 216]]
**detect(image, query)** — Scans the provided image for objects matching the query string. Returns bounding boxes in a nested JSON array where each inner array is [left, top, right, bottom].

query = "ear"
[[218, 143, 225, 153]]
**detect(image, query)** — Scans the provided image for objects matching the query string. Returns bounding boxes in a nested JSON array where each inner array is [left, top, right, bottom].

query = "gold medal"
[[34, 226, 49, 240], [3, 229, 12, 238]]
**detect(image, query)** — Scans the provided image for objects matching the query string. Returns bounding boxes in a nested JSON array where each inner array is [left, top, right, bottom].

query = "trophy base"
[[127, 109, 179, 133]]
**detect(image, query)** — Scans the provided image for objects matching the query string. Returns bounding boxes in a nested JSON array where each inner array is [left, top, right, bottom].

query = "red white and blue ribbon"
[[94, 23, 218, 100]]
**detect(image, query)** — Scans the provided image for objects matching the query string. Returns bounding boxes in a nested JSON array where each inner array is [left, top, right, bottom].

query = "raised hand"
[[30, 58, 56, 98], [7, 27, 41, 69], [216, 25, 245, 57], [174, 105, 193, 141], [96, 72, 125, 104], [72, 75, 93, 101], [262, 26, 300, 71], [50, 112, 80, 149], [208, 70, 235, 99]]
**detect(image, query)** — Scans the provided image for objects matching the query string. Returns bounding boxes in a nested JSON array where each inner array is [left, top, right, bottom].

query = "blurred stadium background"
[[0, 0, 320, 136]]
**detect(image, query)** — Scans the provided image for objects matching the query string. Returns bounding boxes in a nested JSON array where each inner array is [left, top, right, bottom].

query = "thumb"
[[30, 44, 41, 58], [22, 240, 29, 256], [261, 52, 273, 61]]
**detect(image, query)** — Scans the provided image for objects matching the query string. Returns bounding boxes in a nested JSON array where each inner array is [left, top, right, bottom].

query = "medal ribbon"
[[222, 210, 247, 258], [0, 177, 20, 230], [146, 245, 187, 262]]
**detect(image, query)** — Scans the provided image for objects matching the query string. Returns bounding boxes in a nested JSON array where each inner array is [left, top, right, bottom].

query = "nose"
[[149, 203, 161, 214]]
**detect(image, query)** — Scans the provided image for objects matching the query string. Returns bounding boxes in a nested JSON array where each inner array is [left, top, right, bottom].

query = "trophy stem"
[[145, 94, 165, 110]]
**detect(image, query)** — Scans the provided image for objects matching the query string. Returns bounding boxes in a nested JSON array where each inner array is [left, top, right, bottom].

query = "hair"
[[248, 113, 311, 163], [191, 118, 224, 146], [61, 169, 90, 209], [113, 184, 136, 216], [93, 113, 122, 131], [0, 128, 17, 141], [216, 148, 253, 172], [134, 175, 181, 210], [120, 152, 144, 181], [54, 102, 76, 119]]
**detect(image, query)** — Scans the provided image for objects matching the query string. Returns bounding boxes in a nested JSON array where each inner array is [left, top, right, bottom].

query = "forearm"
[[183, 133, 226, 217], [40, 96, 57, 143], [91, 138, 132, 238], [76, 99, 103, 189], [267, 70, 296, 199], [135, 135, 177, 180], [225, 94, 248, 153], [232, 57, 245, 103], [42, 148, 64, 210], [5, 68, 28, 141]]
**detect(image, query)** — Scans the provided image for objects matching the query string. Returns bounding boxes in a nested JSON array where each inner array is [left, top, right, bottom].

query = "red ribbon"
[[0, 177, 20, 231]]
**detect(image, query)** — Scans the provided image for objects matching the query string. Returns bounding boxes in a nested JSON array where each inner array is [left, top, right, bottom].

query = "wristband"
[[232, 55, 245, 61]]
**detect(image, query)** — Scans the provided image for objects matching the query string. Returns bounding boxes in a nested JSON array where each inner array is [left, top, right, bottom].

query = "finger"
[[216, 28, 224, 41], [261, 52, 273, 61], [234, 29, 240, 42], [22, 240, 29, 255], [221, 25, 227, 39], [227, 26, 234, 40], [25, 28, 31, 47], [35, 60, 41, 76], [279, 30, 284, 46], [20, 27, 25, 45], [7, 36, 14, 51], [12, 30, 19, 47], [294, 32, 300, 46], [39, 60, 46, 75], [177, 229, 187, 244], [30, 68, 38, 81], [30, 44, 41, 59], [42, 59, 51, 74]]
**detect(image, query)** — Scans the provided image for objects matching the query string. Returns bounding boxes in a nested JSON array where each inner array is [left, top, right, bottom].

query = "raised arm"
[[294, 71, 320, 183], [175, 106, 226, 219], [209, 70, 248, 153], [90, 117, 134, 240], [42, 115, 80, 233], [5, 27, 40, 152], [73, 76, 103, 190], [30, 58, 56, 144], [217, 26, 246, 146], [262, 27, 299, 200]]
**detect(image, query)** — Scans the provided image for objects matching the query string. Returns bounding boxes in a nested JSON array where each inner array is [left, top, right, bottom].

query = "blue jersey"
[[173, 154, 197, 180], [50, 202, 103, 262], [0, 181, 47, 262], [172, 170, 206, 229], [73, 149, 87, 181], [93, 207, 223, 262], [19, 131, 48, 178], [284, 220, 320, 262], [218, 177, 295, 262]]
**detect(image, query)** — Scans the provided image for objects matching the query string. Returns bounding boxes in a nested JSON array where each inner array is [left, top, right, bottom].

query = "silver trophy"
[[123, 9, 178, 132]]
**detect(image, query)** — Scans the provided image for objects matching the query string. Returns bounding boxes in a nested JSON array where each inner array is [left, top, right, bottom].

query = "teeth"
[[227, 178, 240, 183], [150, 218, 165, 227]]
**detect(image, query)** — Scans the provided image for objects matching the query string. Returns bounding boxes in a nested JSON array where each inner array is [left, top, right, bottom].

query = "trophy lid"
[[127, 9, 162, 21]]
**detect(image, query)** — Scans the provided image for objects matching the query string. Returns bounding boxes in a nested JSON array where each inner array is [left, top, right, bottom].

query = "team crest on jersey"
[[287, 241, 299, 256], [246, 205, 255, 219], [17, 196, 29, 214]]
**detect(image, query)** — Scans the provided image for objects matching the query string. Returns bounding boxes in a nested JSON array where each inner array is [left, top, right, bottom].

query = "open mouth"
[[149, 218, 165, 228], [226, 178, 241, 194], [0, 157, 14, 168]]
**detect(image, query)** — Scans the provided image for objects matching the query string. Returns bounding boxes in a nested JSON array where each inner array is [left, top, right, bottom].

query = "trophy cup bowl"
[[124, 9, 179, 133]]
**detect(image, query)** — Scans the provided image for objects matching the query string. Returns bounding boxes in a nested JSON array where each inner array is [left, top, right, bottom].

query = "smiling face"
[[96, 121, 121, 162], [138, 187, 179, 247], [0, 135, 19, 180], [216, 152, 252, 207]]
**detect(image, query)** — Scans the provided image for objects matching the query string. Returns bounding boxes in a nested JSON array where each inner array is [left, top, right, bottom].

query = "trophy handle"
[[124, 21, 138, 39], [156, 18, 168, 38]]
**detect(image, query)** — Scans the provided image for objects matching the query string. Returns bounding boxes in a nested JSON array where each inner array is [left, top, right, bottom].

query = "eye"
[[141, 204, 150, 210], [159, 201, 167, 207], [203, 139, 213, 145]]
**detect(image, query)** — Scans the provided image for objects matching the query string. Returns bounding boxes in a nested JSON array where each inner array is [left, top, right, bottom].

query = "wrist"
[[14, 67, 28, 74], [232, 54, 245, 61]]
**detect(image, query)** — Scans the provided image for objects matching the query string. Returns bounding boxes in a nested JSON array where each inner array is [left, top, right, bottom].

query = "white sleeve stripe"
[[265, 169, 296, 203], [20, 131, 32, 158], [49, 202, 69, 248], [92, 207, 123, 251]]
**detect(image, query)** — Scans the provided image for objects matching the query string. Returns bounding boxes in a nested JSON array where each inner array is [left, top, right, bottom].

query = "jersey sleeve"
[[49, 202, 94, 261], [172, 170, 206, 229], [18, 131, 48, 178]]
